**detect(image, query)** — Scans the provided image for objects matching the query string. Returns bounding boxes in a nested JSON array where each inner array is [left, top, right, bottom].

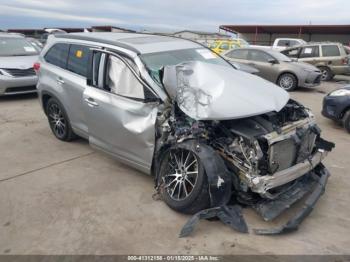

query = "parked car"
[[0, 33, 39, 95], [322, 85, 350, 132], [250, 38, 306, 51], [281, 42, 350, 81], [36, 33, 333, 235], [222, 47, 321, 91], [210, 38, 249, 54]]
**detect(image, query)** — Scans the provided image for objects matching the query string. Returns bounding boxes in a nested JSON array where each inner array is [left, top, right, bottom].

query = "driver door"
[[83, 50, 159, 173]]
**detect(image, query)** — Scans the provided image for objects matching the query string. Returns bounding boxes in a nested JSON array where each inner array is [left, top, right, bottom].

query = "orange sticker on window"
[[75, 50, 83, 58]]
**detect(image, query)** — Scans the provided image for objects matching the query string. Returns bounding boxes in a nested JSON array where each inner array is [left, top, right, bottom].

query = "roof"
[[220, 25, 350, 35], [55, 32, 200, 54], [173, 30, 228, 36]]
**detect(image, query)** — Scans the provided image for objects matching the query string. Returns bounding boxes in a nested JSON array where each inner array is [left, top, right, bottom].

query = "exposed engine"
[[157, 99, 325, 200]]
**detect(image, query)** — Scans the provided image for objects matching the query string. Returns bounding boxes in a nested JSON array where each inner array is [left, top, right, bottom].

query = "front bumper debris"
[[179, 205, 248, 238], [179, 164, 330, 237], [254, 165, 330, 235]]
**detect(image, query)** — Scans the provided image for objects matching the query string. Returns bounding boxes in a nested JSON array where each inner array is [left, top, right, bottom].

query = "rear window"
[[0, 37, 40, 57], [44, 43, 69, 69], [322, 45, 340, 57], [67, 45, 91, 77]]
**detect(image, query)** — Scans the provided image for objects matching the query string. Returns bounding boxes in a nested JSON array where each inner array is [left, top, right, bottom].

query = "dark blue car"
[[322, 85, 350, 132]]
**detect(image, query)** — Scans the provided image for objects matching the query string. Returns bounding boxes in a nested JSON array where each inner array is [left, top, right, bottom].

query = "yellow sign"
[[76, 50, 83, 58]]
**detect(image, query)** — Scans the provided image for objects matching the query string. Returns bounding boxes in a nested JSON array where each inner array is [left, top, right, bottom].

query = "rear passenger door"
[[63, 44, 92, 135], [42, 43, 91, 136], [321, 44, 342, 66], [83, 50, 159, 172], [297, 45, 320, 65]]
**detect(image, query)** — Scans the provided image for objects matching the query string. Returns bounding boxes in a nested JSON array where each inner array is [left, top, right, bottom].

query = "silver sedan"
[[222, 47, 322, 91], [0, 34, 38, 96]]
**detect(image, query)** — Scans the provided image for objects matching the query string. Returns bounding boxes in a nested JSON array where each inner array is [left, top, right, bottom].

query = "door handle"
[[84, 97, 99, 107], [56, 78, 65, 85]]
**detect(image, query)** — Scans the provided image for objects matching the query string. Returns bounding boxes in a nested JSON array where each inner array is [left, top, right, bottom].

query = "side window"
[[248, 50, 272, 62], [300, 46, 319, 58], [44, 43, 69, 68], [226, 49, 248, 59], [277, 40, 289, 47], [322, 45, 340, 57], [289, 40, 300, 47], [67, 45, 91, 77], [282, 48, 300, 58], [106, 56, 145, 100]]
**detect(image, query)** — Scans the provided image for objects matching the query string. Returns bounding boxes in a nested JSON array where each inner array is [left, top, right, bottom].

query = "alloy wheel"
[[163, 148, 199, 201], [279, 75, 294, 90], [48, 103, 66, 138]]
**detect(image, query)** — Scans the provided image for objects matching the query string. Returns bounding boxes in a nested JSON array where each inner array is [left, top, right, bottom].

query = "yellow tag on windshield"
[[76, 50, 83, 58]]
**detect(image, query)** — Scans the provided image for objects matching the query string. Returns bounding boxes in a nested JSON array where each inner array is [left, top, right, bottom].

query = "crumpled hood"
[[0, 55, 38, 69], [163, 61, 290, 120]]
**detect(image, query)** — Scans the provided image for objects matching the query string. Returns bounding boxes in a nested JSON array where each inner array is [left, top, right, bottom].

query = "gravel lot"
[[0, 78, 350, 255]]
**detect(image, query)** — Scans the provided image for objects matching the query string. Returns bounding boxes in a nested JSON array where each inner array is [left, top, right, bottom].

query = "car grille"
[[268, 128, 317, 173], [5, 86, 37, 94], [2, 68, 36, 77]]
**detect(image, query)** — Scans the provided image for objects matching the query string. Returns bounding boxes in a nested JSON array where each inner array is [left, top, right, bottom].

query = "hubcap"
[[48, 104, 66, 138], [163, 149, 198, 201], [280, 75, 294, 90]]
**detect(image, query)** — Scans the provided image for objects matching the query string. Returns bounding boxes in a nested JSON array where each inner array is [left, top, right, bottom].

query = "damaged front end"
[[154, 61, 334, 236]]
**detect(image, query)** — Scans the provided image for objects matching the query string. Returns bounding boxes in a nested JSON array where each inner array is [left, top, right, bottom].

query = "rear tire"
[[277, 73, 297, 91], [46, 97, 76, 141], [158, 147, 210, 214], [343, 110, 350, 133], [318, 66, 333, 81]]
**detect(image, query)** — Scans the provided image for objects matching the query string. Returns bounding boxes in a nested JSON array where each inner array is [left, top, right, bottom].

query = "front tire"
[[158, 147, 210, 214], [46, 97, 76, 141], [277, 73, 297, 91], [343, 110, 350, 133]]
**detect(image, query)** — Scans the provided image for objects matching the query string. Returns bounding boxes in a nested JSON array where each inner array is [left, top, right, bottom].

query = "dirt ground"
[[0, 78, 350, 255]]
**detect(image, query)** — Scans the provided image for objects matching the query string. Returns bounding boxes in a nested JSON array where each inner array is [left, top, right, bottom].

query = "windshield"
[[140, 47, 232, 84], [0, 37, 40, 56], [271, 51, 292, 62]]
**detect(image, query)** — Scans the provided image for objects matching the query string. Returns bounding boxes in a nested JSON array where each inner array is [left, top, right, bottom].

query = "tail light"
[[33, 62, 40, 73], [341, 57, 349, 65]]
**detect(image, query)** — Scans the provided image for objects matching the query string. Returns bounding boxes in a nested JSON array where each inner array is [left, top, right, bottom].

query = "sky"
[[0, 0, 349, 32]]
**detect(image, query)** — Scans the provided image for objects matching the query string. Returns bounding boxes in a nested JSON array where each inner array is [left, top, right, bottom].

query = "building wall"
[[240, 33, 350, 46]]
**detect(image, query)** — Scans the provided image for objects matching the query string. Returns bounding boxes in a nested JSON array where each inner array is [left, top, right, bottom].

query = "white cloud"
[[0, 0, 349, 31]]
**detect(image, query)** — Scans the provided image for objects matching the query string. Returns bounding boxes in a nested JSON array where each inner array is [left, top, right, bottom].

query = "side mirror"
[[268, 58, 278, 64]]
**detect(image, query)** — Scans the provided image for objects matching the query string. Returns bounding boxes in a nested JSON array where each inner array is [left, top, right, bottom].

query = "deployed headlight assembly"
[[329, 89, 350, 97]]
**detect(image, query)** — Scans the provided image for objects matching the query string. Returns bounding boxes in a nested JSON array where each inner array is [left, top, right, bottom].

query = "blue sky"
[[0, 0, 349, 32]]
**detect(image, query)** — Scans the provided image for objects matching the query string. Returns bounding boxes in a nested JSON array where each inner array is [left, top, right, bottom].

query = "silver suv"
[[0, 33, 39, 96], [37, 33, 333, 235]]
